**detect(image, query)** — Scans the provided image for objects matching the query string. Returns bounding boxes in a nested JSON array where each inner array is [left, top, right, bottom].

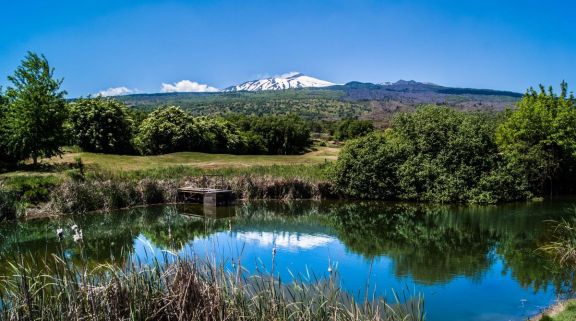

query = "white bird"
[[73, 229, 83, 243], [56, 228, 64, 240]]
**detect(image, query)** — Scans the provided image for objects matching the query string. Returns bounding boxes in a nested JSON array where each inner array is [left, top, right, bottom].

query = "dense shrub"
[[333, 106, 530, 203], [134, 106, 251, 155], [3, 175, 59, 204], [333, 119, 374, 140], [0, 189, 18, 220], [496, 82, 576, 195], [135, 108, 312, 156], [231, 114, 312, 154], [134, 106, 201, 155], [68, 97, 134, 153]]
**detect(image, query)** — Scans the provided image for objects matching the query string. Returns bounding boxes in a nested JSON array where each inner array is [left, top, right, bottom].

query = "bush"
[[230, 114, 312, 154], [496, 82, 576, 195], [68, 97, 134, 154], [0, 189, 18, 220], [333, 106, 530, 203], [3, 175, 59, 204], [134, 106, 251, 155], [333, 119, 374, 140]]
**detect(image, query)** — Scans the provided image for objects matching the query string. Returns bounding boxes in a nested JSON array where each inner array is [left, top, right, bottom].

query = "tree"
[[134, 106, 201, 155], [68, 97, 134, 153], [332, 106, 530, 203], [0, 87, 12, 164], [236, 115, 311, 155], [496, 82, 576, 195], [333, 119, 374, 140], [2, 52, 68, 165]]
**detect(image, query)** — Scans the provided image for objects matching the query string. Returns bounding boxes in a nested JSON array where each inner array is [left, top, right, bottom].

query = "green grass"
[[552, 302, 576, 321], [539, 301, 576, 321], [0, 147, 338, 180]]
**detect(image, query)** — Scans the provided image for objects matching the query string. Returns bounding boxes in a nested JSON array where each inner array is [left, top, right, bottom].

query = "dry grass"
[[0, 253, 424, 321]]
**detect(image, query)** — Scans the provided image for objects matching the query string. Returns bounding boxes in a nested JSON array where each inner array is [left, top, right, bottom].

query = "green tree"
[[2, 52, 68, 165], [333, 119, 374, 140], [333, 106, 530, 203], [134, 106, 200, 155], [0, 87, 13, 164], [68, 97, 134, 154], [233, 114, 311, 155], [496, 82, 576, 195]]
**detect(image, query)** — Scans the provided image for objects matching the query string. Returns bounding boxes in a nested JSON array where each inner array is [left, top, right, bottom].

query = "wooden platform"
[[177, 187, 234, 206]]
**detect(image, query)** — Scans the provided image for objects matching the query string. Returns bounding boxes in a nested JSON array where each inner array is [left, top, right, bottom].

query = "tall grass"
[[47, 169, 338, 215], [540, 211, 576, 267], [86, 163, 331, 182], [0, 253, 425, 321]]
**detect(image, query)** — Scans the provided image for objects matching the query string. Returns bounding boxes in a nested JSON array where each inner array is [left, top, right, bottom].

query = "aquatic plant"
[[540, 214, 576, 267], [0, 253, 425, 321]]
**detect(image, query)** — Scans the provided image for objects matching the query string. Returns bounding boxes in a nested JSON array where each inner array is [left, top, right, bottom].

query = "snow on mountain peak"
[[224, 73, 334, 92]]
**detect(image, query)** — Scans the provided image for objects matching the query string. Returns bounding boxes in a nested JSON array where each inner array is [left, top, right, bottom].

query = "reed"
[[540, 210, 576, 267], [46, 173, 337, 215], [0, 253, 424, 321]]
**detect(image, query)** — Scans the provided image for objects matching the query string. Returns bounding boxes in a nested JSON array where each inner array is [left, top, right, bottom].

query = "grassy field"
[[0, 147, 339, 178]]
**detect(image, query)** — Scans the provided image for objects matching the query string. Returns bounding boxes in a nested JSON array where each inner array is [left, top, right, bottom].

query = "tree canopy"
[[496, 81, 576, 195], [68, 97, 134, 154], [333, 105, 530, 203], [1, 52, 68, 165]]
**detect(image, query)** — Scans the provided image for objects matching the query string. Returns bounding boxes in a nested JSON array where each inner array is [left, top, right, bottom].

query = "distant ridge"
[[115, 79, 522, 122]]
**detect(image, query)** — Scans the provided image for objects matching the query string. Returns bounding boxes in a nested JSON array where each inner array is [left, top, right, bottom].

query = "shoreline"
[[528, 298, 576, 321]]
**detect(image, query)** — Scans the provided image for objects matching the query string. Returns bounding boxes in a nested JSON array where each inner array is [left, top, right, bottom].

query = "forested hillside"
[[116, 80, 522, 123]]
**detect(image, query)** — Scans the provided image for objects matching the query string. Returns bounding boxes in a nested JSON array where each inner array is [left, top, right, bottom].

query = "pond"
[[1, 200, 575, 321]]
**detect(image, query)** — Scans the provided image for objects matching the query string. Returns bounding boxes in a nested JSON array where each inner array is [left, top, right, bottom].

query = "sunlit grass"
[[0, 252, 425, 321]]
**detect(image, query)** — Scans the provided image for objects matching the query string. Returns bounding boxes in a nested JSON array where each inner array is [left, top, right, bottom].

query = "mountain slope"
[[224, 72, 334, 92], [117, 80, 522, 123]]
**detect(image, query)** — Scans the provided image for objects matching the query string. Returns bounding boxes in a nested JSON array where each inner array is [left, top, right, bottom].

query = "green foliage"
[[117, 88, 370, 120], [134, 108, 312, 156], [496, 82, 576, 195], [133, 106, 201, 155], [68, 97, 134, 153], [333, 119, 374, 140], [333, 106, 531, 203], [0, 87, 16, 165], [2, 52, 68, 165], [230, 114, 312, 154], [133, 106, 249, 155], [3, 175, 59, 204], [0, 189, 18, 221]]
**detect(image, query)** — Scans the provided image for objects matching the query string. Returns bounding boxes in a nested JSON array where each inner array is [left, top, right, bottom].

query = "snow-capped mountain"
[[224, 72, 334, 92]]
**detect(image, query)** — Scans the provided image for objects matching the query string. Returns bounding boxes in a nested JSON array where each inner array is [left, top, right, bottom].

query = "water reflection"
[[1, 200, 575, 321]]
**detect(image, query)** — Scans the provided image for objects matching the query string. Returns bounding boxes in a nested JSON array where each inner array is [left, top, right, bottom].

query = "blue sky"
[[0, 0, 574, 97]]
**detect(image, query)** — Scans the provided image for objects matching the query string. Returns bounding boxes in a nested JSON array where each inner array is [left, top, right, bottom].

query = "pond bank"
[[529, 299, 576, 321], [22, 175, 338, 218]]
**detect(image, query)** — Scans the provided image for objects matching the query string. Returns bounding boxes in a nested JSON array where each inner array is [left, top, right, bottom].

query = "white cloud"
[[236, 231, 335, 252], [95, 86, 139, 97], [161, 80, 219, 93]]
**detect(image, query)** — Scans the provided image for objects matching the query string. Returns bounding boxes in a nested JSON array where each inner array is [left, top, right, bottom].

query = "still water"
[[1, 200, 575, 321]]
